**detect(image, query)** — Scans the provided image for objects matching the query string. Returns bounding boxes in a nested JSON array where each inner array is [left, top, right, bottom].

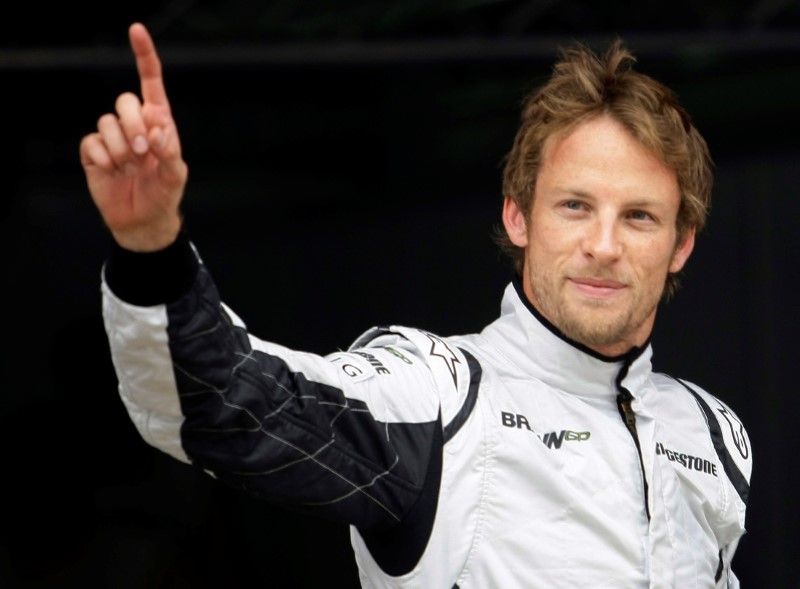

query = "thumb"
[[148, 125, 187, 186], [148, 125, 170, 155]]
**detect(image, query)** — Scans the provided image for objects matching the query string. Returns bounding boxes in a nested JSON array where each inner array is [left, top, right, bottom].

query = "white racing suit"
[[101, 231, 751, 588]]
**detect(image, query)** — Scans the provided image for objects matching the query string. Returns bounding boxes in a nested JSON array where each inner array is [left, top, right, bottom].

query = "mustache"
[[567, 269, 629, 286]]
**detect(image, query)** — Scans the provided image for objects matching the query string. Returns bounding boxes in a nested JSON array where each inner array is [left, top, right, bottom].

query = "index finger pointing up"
[[129, 22, 169, 106]]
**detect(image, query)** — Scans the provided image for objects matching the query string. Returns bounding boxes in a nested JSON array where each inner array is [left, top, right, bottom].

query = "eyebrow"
[[553, 187, 668, 209]]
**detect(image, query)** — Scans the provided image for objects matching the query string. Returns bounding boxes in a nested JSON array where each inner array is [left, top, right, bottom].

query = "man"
[[82, 22, 751, 588]]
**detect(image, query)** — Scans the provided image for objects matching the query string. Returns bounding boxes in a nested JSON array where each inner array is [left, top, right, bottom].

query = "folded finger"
[[97, 113, 135, 171], [115, 92, 149, 155], [79, 132, 114, 171]]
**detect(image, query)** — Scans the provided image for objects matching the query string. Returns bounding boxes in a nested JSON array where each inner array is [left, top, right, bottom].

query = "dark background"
[[2, 1, 798, 587]]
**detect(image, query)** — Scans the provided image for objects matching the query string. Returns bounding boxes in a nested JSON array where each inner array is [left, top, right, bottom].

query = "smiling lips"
[[569, 277, 627, 298]]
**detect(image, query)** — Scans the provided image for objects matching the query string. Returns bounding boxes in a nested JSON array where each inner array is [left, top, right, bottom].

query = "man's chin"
[[556, 308, 631, 348]]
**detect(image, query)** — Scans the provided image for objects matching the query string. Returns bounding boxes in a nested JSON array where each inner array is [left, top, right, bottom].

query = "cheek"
[[527, 232, 562, 270], [636, 241, 679, 280], [529, 217, 575, 257], [526, 232, 579, 285]]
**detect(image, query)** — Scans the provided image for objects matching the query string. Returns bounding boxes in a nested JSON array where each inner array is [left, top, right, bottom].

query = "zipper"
[[615, 363, 651, 521]]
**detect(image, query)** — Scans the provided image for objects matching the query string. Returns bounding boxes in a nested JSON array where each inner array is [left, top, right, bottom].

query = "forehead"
[[538, 115, 680, 204]]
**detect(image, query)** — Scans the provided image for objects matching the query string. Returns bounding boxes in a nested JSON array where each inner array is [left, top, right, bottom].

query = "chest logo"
[[501, 411, 591, 449], [655, 442, 718, 477]]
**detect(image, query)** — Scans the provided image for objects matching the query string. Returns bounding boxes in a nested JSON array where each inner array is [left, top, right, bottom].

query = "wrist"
[[104, 224, 198, 306], [110, 215, 182, 253]]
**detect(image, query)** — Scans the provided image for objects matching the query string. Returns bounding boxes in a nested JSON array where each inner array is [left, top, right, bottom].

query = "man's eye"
[[564, 201, 584, 210], [629, 210, 653, 221]]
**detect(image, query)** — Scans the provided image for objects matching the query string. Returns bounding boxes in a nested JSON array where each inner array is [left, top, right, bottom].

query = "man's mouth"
[[569, 277, 626, 299]]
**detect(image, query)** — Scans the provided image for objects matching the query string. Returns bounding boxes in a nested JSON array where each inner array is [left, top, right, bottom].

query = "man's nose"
[[582, 217, 623, 262]]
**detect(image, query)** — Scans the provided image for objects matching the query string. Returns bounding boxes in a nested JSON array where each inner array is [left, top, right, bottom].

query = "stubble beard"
[[527, 269, 662, 351]]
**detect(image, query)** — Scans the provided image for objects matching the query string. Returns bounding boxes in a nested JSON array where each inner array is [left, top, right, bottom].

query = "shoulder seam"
[[443, 348, 482, 442]]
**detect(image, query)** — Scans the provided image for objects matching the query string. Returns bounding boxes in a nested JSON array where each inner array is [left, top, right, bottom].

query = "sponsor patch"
[[500, 411, 591, 450], [655, 442, 718, 477], [328, 352, 376, 383]]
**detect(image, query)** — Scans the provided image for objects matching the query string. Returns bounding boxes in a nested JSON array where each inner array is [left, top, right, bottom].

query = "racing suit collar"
[[480, 278, 653, 401]]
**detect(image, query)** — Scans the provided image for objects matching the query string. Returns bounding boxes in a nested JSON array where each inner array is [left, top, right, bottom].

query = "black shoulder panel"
[[677, 379, 750, 506]]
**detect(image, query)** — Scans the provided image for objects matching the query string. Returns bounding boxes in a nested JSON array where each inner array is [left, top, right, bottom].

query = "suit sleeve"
[[101, 231, 464, 531], [675, 378, 752, 587]]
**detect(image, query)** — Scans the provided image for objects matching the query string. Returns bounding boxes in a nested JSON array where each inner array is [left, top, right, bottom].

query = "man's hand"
[[80, 22, 188, 252]]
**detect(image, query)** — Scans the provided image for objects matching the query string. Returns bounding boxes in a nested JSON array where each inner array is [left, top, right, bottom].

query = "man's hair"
[[498, 39, 713, 297]]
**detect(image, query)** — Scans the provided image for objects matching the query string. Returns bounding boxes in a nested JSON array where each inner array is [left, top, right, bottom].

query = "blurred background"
[[1, 1, 798, 586]]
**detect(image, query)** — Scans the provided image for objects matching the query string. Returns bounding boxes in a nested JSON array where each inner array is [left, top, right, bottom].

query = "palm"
[[86, 104, 181, 232]]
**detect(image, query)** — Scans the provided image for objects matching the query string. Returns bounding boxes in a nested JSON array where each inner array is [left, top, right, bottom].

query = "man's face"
[[503, 115, 695, 357]]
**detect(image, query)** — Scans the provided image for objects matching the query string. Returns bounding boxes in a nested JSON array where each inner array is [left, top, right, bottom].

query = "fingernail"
[[132, 135, 148, 154], [156, 129, 168, 150]]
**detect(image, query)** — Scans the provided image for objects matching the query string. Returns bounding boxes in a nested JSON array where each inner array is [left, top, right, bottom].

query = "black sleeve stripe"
[[359, 412, 444, 576], [443, 349, 482, 443], [676, 379, 750, 506], [355, 348, 481, 576], [167, 276, 431, 528]]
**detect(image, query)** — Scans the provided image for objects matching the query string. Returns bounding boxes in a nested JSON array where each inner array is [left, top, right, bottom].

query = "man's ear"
[[502, 196, 529, 248], [669, 227, 696, 273]]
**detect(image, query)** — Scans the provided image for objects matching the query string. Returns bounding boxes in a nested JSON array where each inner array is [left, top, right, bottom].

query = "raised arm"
[[88, 22, 458, 551], [80, 22, 187, 252]]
